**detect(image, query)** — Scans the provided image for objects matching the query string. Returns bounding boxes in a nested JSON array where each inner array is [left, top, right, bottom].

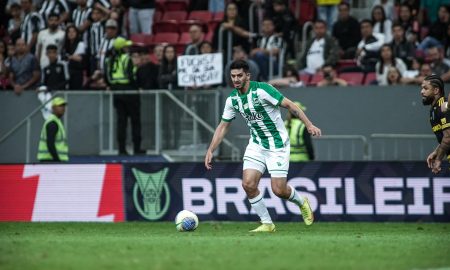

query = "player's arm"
[[205, 121, 232, 170], [280, 97, 322, 136], [435, 128, 450, 160], [432, 129, 450, 174]]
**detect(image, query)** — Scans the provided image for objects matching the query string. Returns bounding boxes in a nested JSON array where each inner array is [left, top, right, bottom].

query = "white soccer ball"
[[175, 210, 199, 232]]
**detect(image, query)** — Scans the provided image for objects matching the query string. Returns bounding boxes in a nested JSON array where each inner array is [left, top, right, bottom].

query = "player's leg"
[[266, 147, 314, 225], [243, 145, 275, 232]]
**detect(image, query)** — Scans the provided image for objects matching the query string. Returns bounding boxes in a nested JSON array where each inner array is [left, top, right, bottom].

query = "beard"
[[422, 96, 434, 105]]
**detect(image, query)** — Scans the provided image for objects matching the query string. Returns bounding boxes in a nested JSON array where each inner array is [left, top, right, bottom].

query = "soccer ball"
[[175, 210, 199, 232]]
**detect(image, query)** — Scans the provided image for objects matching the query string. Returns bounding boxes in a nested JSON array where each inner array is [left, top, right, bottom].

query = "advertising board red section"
[[0, 164, 124, 222]]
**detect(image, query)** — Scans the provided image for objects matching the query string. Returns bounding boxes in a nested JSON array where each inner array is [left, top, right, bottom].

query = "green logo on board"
[[132, 168, 170, 220]]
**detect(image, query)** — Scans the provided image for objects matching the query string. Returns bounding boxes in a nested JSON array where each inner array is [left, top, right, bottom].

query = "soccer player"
[[423, 75, 450, 174], [204, 60, 321, 232]]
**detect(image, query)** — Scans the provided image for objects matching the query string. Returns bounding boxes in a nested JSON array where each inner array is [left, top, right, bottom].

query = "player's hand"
[[204, 150, 213, 170], [426, 151, 437, 168], [431, 159, 442, 174], [307, 124, 322, 137]]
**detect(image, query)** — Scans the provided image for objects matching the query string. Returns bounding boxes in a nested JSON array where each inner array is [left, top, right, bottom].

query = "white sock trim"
[[248, 192, 263, 204]]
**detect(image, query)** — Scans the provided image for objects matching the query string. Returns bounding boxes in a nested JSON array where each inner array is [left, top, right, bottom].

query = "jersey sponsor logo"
[[441, 118, 447, 125], [241, 112, 263, 122], [131, 167, 171, 220]]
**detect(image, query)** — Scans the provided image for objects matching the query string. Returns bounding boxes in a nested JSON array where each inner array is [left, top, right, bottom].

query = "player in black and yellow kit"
[[421, 75, 450, 174]]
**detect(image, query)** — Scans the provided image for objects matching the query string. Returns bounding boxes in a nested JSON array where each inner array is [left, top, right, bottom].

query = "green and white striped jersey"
[[222, 81, 289, 150]]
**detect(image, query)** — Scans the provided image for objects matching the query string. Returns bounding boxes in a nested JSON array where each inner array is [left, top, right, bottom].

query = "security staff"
[[37, 97, 69, 162], [105, 37, 144, 155], [285, 102, 315, 161]]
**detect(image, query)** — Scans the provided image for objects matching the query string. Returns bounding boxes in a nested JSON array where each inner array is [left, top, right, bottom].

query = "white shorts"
[[243, 143, 290, 178]]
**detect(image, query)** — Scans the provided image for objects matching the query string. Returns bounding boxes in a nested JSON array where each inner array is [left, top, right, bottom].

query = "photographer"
[[317, 65, 348, 87]]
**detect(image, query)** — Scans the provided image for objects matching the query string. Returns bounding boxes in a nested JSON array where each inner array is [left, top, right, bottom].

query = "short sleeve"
[[74, 42, 86, 55], [259, 83, 284, 106], [221, 97, 236, 122], [441, 111, 450, 131]]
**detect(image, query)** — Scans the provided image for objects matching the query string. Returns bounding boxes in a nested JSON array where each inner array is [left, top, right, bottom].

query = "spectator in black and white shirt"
[[7, 3, 22, 43], [250, 17, 283, 81], [97, 19, 118, 72], [87, 6, 105, 74], [39, 0, 70, 25], [88, 0, 110, 16], [20, 0, 45, 53], [71, 0, 92, 35], [42, 44, 69, 90]]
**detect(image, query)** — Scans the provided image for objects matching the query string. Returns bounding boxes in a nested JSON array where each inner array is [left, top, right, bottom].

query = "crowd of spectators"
[[1, 0, 450, 93]]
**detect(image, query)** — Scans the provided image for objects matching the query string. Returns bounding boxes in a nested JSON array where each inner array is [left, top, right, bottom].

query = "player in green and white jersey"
[[205, 60, 322, 232]]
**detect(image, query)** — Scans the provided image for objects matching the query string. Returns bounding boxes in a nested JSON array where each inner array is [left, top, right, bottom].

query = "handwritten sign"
[[177, 53, 223, 87]]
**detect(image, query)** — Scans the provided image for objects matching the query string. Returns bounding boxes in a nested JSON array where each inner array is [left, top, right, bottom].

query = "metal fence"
[[0, 90, 240, 162]]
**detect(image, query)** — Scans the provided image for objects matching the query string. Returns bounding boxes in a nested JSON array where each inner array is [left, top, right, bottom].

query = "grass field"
[[1, 222, 449, 270]]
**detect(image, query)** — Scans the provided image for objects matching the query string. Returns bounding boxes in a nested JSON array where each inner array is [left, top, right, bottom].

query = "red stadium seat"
[[309, 72, 323, 85], [336, 59, 357, 72], [130, 34, 153, 45], [213, 12, 224, 21], [178, 20, 208, 33], [162, 11, 188, 21], [290, 0, 316, 25], [153, 20, 179, 33], [154, 10, 163, 22], [155, 0, 165, 11], [164, 0, 189, 11], [339, 72, 364, 85], [299, 73, 311, 84], [152, 32, 179, 44], [204, 31, 214, 42], [208, 21, 220, 33], [364, 72, 377, 85], [175, 43, 186, 55], [188, 11, 213, 22], [178, 32, 192, 44]]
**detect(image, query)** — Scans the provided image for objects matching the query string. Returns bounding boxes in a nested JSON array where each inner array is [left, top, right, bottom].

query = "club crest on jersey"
[[243, 103, 249, 110], [252, 97, 261, 105]]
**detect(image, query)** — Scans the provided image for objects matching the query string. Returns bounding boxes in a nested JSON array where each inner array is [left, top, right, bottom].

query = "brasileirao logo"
[[131, 168, 170, 220]]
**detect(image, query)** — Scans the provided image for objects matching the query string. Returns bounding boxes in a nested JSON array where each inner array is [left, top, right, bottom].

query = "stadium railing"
[[0, 90, 241, 163]]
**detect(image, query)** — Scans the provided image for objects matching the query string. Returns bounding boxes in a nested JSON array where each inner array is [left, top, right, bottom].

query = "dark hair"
[[391, 22, 404, 30], [378, 44, 396, 74], [230, 60, 250, 73], [283, 65, 299, 80], [372, 5, 387, 33], [314, 19, 327, 27], [161, 44, 176, 67], [338, 2, 350, 9], [10, 3, 21, 10], [0, 40, 6, 59], [424, 74, 445, 96], [199, 41, 213, 53], [360, 19, 373, 27], [262, 17, 274, 23], [48, 12, 59, 19], [64, 24, 81, 55], [439, 4, 450, 14], [46, 44, 58, 51]]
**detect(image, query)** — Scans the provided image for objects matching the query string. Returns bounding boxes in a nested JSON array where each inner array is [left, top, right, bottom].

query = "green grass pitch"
[[1, 222, 449, 270]]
